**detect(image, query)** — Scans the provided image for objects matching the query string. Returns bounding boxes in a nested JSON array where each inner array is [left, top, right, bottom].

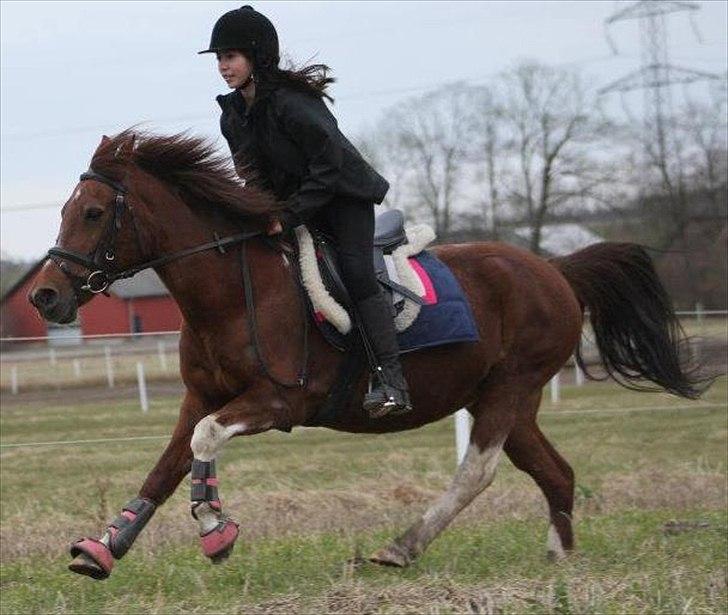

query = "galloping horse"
[[29, 131, 703, 580]]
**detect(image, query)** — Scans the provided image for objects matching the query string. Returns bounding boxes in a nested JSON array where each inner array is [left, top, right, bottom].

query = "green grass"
[[1, 511, 725, 614], [1, 378, 726, 614]]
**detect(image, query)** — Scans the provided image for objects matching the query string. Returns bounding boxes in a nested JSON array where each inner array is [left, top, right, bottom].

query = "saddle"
[[292, 210, 478, 427], [294, 209, 436, 341]]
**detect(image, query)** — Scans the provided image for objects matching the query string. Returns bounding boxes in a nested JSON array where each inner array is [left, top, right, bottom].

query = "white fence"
[[2, 311, 726, 466]]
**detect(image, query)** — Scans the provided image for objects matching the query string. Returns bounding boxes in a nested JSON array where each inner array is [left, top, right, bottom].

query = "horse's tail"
[[552, 242, 706, 399]]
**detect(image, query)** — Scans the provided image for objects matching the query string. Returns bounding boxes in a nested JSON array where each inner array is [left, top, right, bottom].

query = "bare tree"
[[497, 62, 608, 253], [680, 82, 728, 210], [617, 80, 727, 248], [467, 88, 505, 239], [355, 124, 411, 211], [380, 83, 474, 238], [361, 65, 614, 249]]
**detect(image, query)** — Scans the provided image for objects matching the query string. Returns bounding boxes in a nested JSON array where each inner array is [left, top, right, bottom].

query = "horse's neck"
[[145, 199, 256, 330]]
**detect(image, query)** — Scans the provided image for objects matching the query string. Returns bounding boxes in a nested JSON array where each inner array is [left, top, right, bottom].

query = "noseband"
[[47, 170, 261, 295]]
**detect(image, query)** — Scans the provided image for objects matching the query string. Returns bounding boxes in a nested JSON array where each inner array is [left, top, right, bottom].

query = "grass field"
[[1, 378, 726, 614]]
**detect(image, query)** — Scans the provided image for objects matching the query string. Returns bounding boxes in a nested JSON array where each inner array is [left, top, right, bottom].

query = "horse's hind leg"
[[370, 384, 517, 567], [504, 393, 575, 560]]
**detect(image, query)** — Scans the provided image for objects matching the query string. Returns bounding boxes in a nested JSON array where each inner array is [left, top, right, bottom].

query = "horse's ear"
[[101, 135, 110, 144], [114, 134, 136, 158]]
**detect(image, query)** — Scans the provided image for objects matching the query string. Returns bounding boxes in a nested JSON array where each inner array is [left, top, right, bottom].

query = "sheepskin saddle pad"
[[294, 209, 436, 337]]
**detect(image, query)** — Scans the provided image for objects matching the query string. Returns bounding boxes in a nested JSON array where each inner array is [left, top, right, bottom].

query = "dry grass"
[[238, 569, 728, 615], [1, 467, 725, 562]]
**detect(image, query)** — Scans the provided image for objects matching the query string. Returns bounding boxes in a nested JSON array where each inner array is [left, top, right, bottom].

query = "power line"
[[1, 201, 62, 213]]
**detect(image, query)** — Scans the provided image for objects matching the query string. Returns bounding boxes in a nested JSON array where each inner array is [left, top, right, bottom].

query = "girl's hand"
[[266, 217, 283, 235]]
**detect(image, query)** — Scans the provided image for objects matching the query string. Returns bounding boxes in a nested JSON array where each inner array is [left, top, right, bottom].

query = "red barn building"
[[1, 262, 182, 341]]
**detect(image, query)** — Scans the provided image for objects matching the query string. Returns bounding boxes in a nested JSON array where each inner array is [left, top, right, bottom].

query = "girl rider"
[[199, 5, 411, 418]]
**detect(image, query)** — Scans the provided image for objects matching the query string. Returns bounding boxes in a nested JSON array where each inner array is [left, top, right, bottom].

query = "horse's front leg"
[[188, 383, 287, 564], [69, 392, 201, 580]]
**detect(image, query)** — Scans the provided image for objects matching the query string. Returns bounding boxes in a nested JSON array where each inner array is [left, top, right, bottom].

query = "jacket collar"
[[216, 85, 275, 115]]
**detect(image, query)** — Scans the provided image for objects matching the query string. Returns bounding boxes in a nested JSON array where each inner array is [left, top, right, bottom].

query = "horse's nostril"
[[31, 287, 59, 310]]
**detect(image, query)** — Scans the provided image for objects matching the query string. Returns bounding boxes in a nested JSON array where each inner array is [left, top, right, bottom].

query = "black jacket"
[[217, 85, 389, 225]]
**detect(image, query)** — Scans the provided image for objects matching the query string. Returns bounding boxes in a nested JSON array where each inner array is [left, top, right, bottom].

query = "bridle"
[[47, 169, 308, 389], [48, 170, 261, 295]]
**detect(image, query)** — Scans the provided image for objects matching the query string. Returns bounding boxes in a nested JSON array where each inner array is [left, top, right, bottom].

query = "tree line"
[[357, 61, 727, 251], [355, 60, 726, 308]]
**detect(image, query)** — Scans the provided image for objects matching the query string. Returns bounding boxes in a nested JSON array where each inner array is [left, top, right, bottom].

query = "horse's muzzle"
[[29, 285, 78, 324]]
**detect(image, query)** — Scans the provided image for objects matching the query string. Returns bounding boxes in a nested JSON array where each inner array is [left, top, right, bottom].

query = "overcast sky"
[[1, 0, 726, 261]]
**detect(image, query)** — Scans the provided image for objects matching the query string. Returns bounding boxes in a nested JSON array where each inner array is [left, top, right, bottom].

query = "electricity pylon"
[[600, 1, 720, 166]]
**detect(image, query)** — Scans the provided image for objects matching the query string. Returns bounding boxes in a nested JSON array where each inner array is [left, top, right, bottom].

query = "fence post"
[[104, 346, 115, 389], [550, 372, 560, 404], [695, 302, 704, 329], [11, 366, 18, 395], [136, 362, 149, 413], [73, 359, 81, 380], [454, 409, 471, 465], [157, 341, 168, 372]]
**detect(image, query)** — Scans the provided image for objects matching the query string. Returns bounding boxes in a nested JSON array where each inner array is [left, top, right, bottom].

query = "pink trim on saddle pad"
[[408, 257, 438, 305]]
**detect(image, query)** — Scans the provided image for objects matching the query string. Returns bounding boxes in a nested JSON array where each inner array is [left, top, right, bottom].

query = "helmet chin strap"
[[239, 73, 255, 90]]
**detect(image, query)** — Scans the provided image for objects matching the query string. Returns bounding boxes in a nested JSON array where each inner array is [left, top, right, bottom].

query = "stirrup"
[[366, 398, 412, 419], [363, 377, 412, 419]]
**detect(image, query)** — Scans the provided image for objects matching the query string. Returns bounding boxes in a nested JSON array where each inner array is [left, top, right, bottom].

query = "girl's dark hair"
[[239, 49, 335, 102], [268, 62, 336, 102]]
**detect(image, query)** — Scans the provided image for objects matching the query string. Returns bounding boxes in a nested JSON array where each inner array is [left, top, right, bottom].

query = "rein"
[[47, 169, 308, 389], [48, 171, 262, 294]]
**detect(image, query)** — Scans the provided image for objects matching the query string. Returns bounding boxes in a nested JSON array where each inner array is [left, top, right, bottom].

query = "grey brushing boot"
[[356, 291, 412, 418]]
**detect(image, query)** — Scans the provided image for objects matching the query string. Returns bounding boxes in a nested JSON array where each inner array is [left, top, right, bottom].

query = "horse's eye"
[[84, 208, 104, 221]]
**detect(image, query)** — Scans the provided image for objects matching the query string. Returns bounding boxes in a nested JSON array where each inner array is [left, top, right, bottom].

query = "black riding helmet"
[[198, 5, 280, 69]]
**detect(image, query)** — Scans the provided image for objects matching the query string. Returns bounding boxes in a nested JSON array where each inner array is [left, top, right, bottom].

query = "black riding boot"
[[356, 291, 412, 418]]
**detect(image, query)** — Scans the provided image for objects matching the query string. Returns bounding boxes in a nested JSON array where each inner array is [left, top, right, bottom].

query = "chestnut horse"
[[29, 131, 702, 580]]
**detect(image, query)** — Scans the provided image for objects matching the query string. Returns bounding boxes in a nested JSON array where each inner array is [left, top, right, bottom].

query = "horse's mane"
[[90, 129, 283, 219]]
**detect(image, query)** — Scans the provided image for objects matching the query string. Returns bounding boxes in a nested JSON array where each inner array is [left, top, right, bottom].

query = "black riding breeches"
[[309, 197, 379, 303]]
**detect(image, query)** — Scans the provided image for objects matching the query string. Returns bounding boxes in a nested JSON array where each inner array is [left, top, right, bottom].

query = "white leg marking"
[[190, 417, 247, 534], [547, 524, 566, 559], [190, 416, 247, 462], [417, 439, 505, 545]]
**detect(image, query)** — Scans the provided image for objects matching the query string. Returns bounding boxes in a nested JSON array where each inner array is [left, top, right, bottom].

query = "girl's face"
[[216, 50, 253, 89]]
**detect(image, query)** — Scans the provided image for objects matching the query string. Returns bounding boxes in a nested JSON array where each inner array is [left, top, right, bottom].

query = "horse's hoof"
[[210, 545, 234, 564], [201, 519, 239, 563], [546, 525, 570, 562], [369, 543, 411, 568], [69, 538, 113, 580], [547, 547, 570, 562]]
